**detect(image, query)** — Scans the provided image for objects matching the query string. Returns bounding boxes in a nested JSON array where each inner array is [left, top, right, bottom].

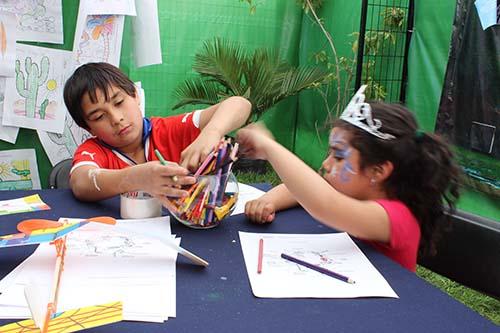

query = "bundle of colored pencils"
[[170, 139, 239, 228]]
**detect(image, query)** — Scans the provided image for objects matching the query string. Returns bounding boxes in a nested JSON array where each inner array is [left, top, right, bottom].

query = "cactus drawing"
[[15, 56, 49, 118], [39, 98, 49, 119]]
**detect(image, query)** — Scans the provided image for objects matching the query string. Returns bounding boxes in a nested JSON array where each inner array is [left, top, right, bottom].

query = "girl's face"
[[321, 128, 372, 200]]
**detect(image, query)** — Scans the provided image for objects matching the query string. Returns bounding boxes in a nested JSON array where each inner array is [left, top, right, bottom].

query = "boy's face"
[[81, 85, 143, 152]]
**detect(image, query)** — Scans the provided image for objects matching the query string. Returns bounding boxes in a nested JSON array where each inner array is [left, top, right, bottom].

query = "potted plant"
[[172, 37, 331, 173]]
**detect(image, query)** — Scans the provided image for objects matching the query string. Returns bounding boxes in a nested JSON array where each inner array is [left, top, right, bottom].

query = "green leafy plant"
[[173, 37, 331, 122]]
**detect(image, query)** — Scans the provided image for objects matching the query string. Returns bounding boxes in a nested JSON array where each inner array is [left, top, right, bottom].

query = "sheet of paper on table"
[[239, 231, 398, 299]]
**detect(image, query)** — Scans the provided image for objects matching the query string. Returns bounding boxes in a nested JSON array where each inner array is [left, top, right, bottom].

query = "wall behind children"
[[0, 0, 304, 189], [1, 0, 497, 220]]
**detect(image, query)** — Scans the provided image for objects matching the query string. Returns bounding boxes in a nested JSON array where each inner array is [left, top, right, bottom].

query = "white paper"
[[239, 232, 398, 298], [0, 77, 19, 143], [0, 149, 41, 190], [0, 11, 17, 77], [231, 183, 265, 216], [3, 44, 72, 134], [37, 115, 92, 166], [0, 216, 177, 322], [82, 0, 137, 16], [132, 0, 162, 67], [475, 0, 499, 30], [135, 81, 145, 116], [0, 0, 63, 44], [73, 3, 125, 67]]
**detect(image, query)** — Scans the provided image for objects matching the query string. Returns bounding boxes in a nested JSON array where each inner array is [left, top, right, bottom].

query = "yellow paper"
[[0, 301, 122, 333]]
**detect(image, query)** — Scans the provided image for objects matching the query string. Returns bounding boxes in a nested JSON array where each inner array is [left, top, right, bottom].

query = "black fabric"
[[0, 189, 497, 332], [436, 0, 500, 157], [419, 209, 500, 299], [48, 159, 72, 189]]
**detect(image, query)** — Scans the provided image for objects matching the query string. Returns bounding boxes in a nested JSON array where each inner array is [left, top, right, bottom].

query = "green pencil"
[[154, 149, 178, 182]]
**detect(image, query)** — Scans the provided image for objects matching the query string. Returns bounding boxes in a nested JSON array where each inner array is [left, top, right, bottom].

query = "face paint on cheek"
[[338, 148, 357, 183]]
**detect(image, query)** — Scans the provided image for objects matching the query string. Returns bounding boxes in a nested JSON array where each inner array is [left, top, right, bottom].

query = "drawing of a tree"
[[15, 56, 49, 118]]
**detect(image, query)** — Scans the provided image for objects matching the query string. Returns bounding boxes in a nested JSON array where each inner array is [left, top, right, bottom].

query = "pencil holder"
[[167, 172, 239, 229]]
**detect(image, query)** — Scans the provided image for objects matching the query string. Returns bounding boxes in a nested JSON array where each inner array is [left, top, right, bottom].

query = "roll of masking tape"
[[120, 191, 162, 219]]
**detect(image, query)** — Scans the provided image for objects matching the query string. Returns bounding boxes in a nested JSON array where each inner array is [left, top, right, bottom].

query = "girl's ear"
[[370, 161, 394, 183]]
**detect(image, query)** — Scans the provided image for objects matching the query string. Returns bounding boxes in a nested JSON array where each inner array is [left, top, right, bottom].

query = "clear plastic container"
[[168, 172, 238, 229]]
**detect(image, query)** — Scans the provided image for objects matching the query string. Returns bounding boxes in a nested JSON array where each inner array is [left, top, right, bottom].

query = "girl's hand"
[[236, 123, 274, 160], [180, 129, 221, 172], [245, 198, 276, 224]]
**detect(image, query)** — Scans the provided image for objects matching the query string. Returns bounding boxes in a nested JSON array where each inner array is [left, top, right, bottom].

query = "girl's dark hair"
[[63, 62, 136, 129], [334, 102, 461, 258]]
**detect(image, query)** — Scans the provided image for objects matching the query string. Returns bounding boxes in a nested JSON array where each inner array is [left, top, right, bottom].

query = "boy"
[[63, 62, 251, 207]]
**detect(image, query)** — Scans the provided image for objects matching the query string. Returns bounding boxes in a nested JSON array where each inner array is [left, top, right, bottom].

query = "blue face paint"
[[328, 131, 357, 183]]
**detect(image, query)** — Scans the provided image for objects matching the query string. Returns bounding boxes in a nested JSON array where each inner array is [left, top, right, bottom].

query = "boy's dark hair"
[[334, 102, 461, 258], [63, 62, 136, 129]]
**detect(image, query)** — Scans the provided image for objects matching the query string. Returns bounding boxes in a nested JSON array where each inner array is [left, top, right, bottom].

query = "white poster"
[[2, 44, 72, 134], [132, 0, 162, 67], [73, 2, 125, 67], [37, 115, 92, 166], [82, 0, 137, 16], [0, 0, 64, 44], [0, 11, 17, 77], [0, 78, 19, 143], [0, 149, 41, 190]]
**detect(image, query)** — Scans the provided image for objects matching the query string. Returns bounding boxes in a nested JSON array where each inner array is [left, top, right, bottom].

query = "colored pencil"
[[154, 149, 178, 182], [281, 253, 355, 284], [257, 238, 264, 274]]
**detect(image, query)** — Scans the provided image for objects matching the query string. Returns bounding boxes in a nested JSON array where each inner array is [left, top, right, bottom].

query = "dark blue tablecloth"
[[0, 189, 497, 332]]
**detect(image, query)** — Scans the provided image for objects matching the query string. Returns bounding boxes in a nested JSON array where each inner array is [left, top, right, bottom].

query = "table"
[[0, 189, 497, 332]]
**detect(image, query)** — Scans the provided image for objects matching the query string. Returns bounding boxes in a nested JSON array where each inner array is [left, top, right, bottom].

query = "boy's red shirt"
[[71, 113, 200, 172]]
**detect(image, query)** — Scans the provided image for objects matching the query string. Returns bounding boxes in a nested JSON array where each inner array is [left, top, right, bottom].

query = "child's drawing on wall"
[[2, 44, 72, 133]]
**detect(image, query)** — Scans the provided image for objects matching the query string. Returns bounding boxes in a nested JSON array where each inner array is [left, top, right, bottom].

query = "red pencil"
[[257, 238, 264, 274]]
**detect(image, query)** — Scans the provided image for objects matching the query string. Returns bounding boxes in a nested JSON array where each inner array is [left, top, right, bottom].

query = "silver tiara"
[[340, 85, 395, 140]]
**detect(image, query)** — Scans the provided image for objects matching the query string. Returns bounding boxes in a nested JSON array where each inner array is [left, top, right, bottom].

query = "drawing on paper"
[[39, 115, 92, 166], [76, 15, 118, 65], [68, 233, 144, 258], [0, 20, 6, 58], [0, 159, 33, 190], [0, 301, 123, 333], [0, 0, 63, 44], [14, 56, 54, 119], [264, 248, 350, 276]]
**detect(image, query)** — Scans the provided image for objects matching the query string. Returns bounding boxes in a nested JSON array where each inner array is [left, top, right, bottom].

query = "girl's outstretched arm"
[[237, 125, 390, 242], [245, 183, 298, 223]]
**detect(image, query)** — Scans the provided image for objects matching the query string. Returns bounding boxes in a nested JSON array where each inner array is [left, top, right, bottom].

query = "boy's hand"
[[180, 129, 221, 172], [236, 123, 274, 160], [130, 162, 196, 198], [245, 198, 276, 224]]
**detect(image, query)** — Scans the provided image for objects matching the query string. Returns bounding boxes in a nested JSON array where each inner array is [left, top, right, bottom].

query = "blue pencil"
[[281, 253, 355, 284]]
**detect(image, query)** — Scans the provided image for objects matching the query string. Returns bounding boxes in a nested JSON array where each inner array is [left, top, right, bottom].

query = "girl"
[[236, 86, 461, 271]]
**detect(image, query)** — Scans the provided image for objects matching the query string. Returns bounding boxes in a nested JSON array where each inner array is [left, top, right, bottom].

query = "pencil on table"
[[257, 238, 264, 274]]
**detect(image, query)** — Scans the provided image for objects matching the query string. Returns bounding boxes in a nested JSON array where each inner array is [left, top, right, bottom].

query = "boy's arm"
[[180, 96, 251, 170], [70, 163, 194, 202]]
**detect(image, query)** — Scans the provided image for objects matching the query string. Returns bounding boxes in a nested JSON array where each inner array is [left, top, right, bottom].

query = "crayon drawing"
[[38, 115, 92, 166], [0, 301, 122, 333], [0, 149, 41, 190], [73, 13, 124, 66], [0, 0, 63, 44], [0, 11, 16, 77], [2, 44, 72, 133]]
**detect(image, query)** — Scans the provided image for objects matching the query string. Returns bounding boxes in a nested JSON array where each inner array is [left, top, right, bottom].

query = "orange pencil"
[[257, 238, 264, 274]]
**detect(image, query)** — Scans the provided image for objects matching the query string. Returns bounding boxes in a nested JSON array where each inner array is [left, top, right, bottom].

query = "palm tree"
[[173, 37, 331, 122]]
